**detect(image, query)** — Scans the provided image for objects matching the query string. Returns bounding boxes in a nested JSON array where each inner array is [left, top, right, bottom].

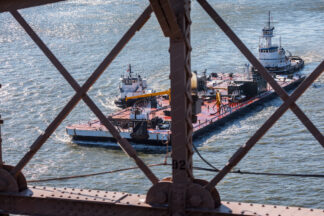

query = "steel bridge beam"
[[0, 0, 65, 13], [0, 186, 323, 216], [169, 0, 193, 215]]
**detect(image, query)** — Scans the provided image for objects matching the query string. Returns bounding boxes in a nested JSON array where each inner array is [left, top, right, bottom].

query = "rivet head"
[[310, 209, 313, 211], [250, 203, 253, 206], [189, 195, 202, 207]]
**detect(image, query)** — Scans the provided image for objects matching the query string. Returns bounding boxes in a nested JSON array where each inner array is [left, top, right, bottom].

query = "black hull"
[[114, 98, 139, 108]]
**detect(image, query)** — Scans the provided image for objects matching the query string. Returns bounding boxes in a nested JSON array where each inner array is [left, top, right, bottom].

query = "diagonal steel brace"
[[9, 8, 159, 184]]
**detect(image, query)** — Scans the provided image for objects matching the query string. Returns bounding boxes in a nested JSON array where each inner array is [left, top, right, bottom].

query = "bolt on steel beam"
[[9, 8, 159, 185]]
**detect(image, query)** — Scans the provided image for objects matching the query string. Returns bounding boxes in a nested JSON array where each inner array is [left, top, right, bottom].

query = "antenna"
[[268, 11, 271, 28], [279, 36, 282, 48]]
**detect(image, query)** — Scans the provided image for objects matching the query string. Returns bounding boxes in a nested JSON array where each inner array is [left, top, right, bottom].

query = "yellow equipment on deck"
[[216, 90, 221, 107], [125, 89, 171, 102]]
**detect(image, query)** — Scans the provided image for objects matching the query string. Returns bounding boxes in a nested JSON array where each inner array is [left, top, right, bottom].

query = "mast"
[[262, 11, 274, 48], [267, 11, 271, 29], [128, 64, 132, 76]]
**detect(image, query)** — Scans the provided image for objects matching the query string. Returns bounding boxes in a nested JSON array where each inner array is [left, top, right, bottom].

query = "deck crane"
[[125, 89, 171, 102]]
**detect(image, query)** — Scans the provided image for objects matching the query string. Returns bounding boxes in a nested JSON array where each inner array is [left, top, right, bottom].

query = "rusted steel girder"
[[197, 0, 324, 190], [0, 0, 66, 13], [9, 8, 159, 185], [169, 0, 194, 214], [0, 186, 323, 216]]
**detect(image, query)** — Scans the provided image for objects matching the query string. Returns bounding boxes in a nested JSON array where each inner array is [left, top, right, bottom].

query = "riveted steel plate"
[[0, 186, 323, 216]]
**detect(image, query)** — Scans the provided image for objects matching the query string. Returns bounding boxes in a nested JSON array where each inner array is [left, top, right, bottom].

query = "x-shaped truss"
[[3, 0, 323, 200], [8, 7, 159, 185], [196, 0, 324, 191]]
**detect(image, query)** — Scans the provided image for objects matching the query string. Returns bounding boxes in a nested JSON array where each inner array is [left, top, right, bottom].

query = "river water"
[[0, 0, 323, 209]]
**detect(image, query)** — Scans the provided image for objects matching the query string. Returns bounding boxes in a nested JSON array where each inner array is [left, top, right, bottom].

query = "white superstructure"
[[115, 65, 152, 108], [258, 12, 293, 72], [119, 64, 148, 99]]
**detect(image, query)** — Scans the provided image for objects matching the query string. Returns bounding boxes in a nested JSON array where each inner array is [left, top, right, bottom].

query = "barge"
[[66, 12, 305, 151]]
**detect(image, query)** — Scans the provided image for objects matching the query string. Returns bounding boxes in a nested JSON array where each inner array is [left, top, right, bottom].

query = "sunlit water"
[[0, 0, 323, 209]]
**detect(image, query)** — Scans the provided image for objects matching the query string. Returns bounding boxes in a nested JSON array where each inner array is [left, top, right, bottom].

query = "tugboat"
[[257, 11, 304, 74], [114, 64, 153, 108]]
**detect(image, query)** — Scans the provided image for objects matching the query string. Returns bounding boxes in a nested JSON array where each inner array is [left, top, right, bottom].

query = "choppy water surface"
[[0, 0, 323, 209]]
